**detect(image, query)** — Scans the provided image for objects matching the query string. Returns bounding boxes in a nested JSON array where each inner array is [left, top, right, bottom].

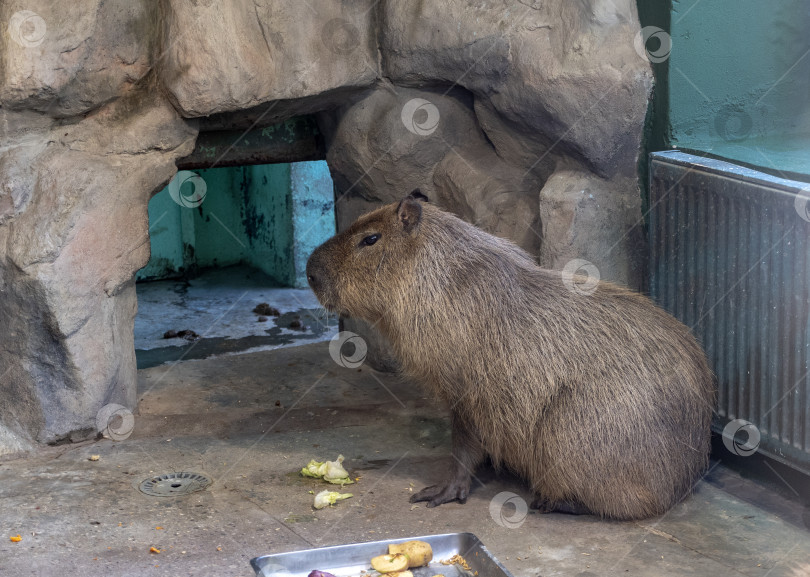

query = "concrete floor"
[[2, 342, 810, 576], [134, 266, 338, 369]]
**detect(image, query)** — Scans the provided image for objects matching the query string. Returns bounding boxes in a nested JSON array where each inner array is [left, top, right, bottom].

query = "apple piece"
[[388, 540, 433, 567], [370, 553, 409, 573]]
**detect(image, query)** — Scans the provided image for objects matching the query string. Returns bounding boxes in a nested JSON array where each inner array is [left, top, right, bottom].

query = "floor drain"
[[138, 472, 212, 497]]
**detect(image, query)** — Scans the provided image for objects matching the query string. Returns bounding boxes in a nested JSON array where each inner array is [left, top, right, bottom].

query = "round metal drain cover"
[[138, 472, 212, 497]]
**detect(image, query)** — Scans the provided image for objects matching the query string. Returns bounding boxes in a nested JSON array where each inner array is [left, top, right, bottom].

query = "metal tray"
[[250, 532, 514, 577]]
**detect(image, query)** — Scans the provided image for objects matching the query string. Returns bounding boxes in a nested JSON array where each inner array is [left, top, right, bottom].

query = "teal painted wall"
[[242, 164, 296, 286], [138, 161, 335, 287], [190, 166, 255, 271], [637, 0, 672, 217], [290, 162, 337, 288], [640, 0, 810, 178]]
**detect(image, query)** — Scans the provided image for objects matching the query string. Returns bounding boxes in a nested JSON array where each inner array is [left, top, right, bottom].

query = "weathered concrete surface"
[[538, 168, 647, 283], [320, 86, 545, 256], [0, 0, 155, 117], [133, 268, 338, 368], [0, 344, 808, 576], [320, 87, 485, 212], [0, 95, 197, 451], [161, 0, 380, 117], [381, 0, 652, 178], [377, 0, 652, 288], [433, 149, 544, 256]]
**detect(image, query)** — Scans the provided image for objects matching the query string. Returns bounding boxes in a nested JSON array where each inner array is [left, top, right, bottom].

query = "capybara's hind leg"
[[410, 412, 484, 507], [531, 496, 593, 516]]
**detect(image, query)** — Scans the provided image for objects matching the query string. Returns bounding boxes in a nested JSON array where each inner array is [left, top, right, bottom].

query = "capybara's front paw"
[[530, 496, 555, 513], [410, 482, 469, 507]]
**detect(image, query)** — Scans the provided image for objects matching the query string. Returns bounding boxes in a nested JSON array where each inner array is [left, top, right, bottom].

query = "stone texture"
[[320, 86, 486, 212], [0, 95, 197, 452], [0, 0, 155, 117], [538, 168, 647, 286], [380, 0, 652, 177], [161, 0, 380, 117], [320, 85, 544, 254], [379, 0, 653, 286], [432, 149, 543, 256]]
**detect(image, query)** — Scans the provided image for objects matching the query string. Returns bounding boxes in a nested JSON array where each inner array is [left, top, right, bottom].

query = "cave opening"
[[133, 119, 338, 369]]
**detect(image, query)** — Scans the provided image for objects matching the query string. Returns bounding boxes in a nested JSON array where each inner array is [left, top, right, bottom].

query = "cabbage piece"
[[301, 459, 327, 478], [301, 455, 353, 485], [308, 571, 338, 577], [323, 455, 353, 485], [313, 490, 353, 509]]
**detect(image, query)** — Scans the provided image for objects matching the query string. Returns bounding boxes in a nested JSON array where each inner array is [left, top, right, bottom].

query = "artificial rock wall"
[[0, 0, 652, 454]]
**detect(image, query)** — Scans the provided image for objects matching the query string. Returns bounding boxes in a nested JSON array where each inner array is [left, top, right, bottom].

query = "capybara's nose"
[[305, 256, 321, 291]]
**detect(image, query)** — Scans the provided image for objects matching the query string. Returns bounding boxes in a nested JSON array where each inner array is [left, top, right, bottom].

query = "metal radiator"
[[649, 150, 810, 472]]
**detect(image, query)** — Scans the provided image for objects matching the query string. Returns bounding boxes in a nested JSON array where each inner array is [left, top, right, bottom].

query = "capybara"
[[306, 192, 715, 520]]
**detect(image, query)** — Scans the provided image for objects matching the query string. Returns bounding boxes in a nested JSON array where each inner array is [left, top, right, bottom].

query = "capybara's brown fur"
[[306, 193, 715, 520]]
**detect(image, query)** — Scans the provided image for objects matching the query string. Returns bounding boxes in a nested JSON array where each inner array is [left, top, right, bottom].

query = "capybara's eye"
[[360, 234, 380, 247]]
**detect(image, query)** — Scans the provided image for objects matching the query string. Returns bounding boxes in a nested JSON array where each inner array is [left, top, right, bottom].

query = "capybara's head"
[[306, 191, 429, 319]]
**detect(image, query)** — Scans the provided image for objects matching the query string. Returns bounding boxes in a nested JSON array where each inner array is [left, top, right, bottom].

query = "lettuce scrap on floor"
[[313, 489, 353, 509], [301, 454, 354, 485]]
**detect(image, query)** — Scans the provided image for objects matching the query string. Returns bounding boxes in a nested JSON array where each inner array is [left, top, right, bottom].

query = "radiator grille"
[[649, 151, 810, 472]]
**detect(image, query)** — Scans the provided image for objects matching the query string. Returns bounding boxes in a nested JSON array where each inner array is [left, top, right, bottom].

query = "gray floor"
[[134, 266, 338, 369], [1, 339, 810, 576]]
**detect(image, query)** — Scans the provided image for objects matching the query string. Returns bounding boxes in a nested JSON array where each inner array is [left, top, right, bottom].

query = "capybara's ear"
[[397, 197, 423, 234], [408, 189, 430, 203]]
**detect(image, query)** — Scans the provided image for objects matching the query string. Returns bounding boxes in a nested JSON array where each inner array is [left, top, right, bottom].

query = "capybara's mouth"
[[312, 294, 345, 317]]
